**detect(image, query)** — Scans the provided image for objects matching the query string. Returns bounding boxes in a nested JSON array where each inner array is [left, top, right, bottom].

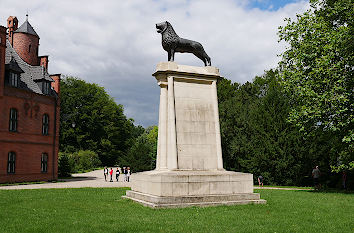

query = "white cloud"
[[0, 0, 309, 126]]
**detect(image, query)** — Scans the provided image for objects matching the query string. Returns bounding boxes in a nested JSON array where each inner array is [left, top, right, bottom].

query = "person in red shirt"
[[109, 168, 113, 182]]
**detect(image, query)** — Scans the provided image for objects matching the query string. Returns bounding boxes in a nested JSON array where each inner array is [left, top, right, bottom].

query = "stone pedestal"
[[123, 62, 266, 208]]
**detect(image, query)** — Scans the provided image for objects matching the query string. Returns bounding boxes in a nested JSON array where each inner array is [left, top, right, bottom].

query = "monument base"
[[123, 170, 266, 208]]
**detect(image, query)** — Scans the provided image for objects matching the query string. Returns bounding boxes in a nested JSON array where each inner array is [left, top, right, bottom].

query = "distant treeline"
[[218, 71, 350, 188]]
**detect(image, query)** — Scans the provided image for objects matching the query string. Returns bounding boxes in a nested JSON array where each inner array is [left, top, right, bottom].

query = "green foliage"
[[59, 77, 138, 166], [278, 0, 354, 171], [73, 150, 101, 171], [59, 150, 101, 174], [218, 71, 346, 186], [58, 152, 71, 177], [119, 126, 158, 172]]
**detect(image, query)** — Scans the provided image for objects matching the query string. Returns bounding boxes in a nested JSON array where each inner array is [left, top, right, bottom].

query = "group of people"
[[103, 166, 131, 182]]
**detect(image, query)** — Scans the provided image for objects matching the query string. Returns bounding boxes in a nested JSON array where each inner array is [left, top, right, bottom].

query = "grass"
[[0, 188, 353, 233]]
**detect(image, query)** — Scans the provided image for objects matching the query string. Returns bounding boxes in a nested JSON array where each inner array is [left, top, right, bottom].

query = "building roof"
[[5, 39, 56, 96], [14, 19, 39, 38], [5, 57, 24, 73]]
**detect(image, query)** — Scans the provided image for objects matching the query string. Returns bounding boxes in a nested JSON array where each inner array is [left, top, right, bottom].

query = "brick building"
[[0, 15, 60, 183]]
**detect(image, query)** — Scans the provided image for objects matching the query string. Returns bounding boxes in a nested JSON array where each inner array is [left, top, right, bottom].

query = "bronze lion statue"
[[156, 21, 211, 66]]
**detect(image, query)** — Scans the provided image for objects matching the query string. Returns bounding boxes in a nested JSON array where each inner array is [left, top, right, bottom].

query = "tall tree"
[[218, 71, 341, 186], [278, 0, 353, 171], [59, 77, 137, 166], [119, 126, 158, 172]]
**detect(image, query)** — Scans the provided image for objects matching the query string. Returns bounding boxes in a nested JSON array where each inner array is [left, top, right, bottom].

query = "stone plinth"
[[123, 62, 266, 208]]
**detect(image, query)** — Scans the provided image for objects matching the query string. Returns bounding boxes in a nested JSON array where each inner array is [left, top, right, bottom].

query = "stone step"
[[125, 190, 264, 205], [122, 194, 266, 208]]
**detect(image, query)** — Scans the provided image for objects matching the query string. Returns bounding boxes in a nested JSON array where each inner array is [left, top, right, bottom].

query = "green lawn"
[[0, 188, 353, 233]]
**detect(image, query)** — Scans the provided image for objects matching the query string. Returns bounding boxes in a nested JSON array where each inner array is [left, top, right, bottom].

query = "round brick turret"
[[12, 16, 40, 66], [13, 33, 39, 66]]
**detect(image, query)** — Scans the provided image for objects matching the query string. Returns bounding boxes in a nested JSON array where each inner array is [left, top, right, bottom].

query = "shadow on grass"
[[308, 188, 353, 194], [58, 176, 97, 182], [0, 181, 47, 186]]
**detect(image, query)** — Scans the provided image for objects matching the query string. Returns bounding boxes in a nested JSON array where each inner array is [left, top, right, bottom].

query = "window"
[[42, 114, 49, 135], [9, 108, 18, 132], [7, 152, 16, 174], [41, 153, 48, 173], [9, 72, 18, 87], [42, 81, 50, 95], [28, 44, 31, 53]]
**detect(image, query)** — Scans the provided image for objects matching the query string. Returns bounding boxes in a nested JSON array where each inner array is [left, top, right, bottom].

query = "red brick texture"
[[50, 74, 61, 94], [12, 32, 39, 66], [0, 88, 60, 183], [39, 55, 49, 70], [0, 26, 6, 97], [7, 16, 18, 46]]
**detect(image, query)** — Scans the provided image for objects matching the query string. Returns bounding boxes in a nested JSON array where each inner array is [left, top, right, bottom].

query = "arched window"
[[42, 114, 49, 135], [9, 108, 18, 132], [7, 152, 16, 174], [41, 153, 48, 173]]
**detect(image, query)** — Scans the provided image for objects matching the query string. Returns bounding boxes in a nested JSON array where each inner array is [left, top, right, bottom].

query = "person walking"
[[116, 167, 120, 182], [312, 166, 321, 190], [258, 175, 264, 188], [122, 167, 127, 182], [109, 168, 113, 182], [103, 166, 108, 182], [127, 167, 131, 182]]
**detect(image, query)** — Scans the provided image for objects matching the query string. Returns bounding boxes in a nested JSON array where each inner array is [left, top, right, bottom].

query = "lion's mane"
[[161, 22, 180, 51]]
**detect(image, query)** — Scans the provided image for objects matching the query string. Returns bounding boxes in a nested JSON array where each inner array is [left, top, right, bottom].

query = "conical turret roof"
[[14, 17, 39, 38]]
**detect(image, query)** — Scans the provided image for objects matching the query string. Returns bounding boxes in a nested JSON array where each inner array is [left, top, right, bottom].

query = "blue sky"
[[0, 0, 309, 127], [248, 0, 301, 10]]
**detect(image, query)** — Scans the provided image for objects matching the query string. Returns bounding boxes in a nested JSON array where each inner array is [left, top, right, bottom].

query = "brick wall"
[[12, 32, 39, 66], [0, 26, 6, 97], [50, 74, 61, 94], [39, 55, 49, 70], [7, 16, 18, 46], [0, 87, 59, 183]]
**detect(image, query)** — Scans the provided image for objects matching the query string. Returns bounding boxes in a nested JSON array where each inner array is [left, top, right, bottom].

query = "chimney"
[[50, 74, 61, 94], [0, 26, 7, 97], [39, 55, 49, 70], [7, 16, 18, 46]]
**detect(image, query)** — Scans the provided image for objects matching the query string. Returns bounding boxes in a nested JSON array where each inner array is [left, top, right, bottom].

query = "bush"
[[58, 150, 101, 175], [75, 150, 101, 171], [68, 150, 101, 172], [58, 152, 72, 177]]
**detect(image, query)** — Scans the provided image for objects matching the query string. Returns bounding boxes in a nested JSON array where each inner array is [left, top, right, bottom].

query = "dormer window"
[[42, 81, 50, 95], [9, 72, 19, 87], [5, 57, 23, 87]]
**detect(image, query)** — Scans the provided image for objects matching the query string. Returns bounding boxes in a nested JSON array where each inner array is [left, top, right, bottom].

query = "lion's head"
[[156, 21, 169, 34]]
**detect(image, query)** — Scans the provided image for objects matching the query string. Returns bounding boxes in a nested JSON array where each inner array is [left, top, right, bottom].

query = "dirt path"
[[0, 169, 132, 190], [0, 170, 312, 191]]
